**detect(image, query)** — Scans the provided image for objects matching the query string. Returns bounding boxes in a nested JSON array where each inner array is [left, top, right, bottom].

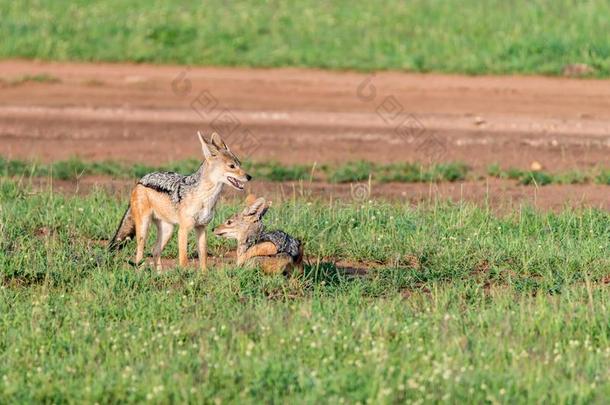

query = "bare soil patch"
[[1, 60, 608, 208]]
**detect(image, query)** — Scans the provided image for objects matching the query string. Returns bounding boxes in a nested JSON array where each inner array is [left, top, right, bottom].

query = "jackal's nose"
[[246, 174, 252, 181]]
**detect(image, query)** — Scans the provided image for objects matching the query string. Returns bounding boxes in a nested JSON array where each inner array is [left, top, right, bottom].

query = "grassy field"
[[3, 156, 610, 187], [487, 164, 610, 186], [1, 179, 609, 402], [0, 156, 470, 184], [1, 0, 609, 76]]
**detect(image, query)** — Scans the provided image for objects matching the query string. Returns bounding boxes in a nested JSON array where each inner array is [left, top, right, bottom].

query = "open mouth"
[[227, 176, 244, 190]]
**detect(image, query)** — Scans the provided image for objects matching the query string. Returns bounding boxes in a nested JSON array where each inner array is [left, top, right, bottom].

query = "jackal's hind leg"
[[134, 213, 152, 266], [131, 186, 153, 267], [152, 220, 174, 271], [243, 242, 278, 261], [250, 254, 293, 275]]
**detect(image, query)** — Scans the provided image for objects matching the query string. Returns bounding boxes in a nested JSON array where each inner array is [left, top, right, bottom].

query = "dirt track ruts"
[[1, 60, 609, 209]]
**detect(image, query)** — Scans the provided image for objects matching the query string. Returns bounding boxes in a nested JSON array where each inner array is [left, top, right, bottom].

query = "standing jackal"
[[213, 195, 303, 275], [109, 132, 251, 271]]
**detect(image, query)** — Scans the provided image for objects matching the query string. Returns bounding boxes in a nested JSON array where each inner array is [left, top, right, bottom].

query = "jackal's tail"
[[108, 206, 135, 251]]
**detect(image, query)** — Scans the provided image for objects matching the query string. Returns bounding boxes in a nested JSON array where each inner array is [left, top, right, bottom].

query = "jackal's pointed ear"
[[210, 132, 229, 152], [197, 131, 218, 159], [242, 197, 268, 219], [211, 131, 241, 164]]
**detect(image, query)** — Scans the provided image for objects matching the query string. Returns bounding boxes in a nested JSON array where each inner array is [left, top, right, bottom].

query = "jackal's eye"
[[226, 220, 232, 225], [229, 164, 236, 169]]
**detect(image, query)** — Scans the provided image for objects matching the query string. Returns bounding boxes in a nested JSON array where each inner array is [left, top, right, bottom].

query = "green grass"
[[0, 179, 609, 402], [328, 161, 375, 183], [0, 156, 470, 184], [325, 161, 466, 183], [7, 156, 610, 187], [244, 161, 311, 182], [0, 156, 153, 181], [487, 164, 610, 186], [0, 156, 204, 182], [327, 161, 469, 183], [596, 169, 610, 185], [1, 0, 609, 76], [4, 157, 610, 187]]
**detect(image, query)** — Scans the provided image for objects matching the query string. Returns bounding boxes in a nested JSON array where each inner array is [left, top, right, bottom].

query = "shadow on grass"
[[302, 260, 368, 285]]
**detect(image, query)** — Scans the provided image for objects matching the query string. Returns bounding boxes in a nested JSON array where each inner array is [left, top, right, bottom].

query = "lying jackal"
[[109, 132, 251, 271], [213, 195, 303, 274]]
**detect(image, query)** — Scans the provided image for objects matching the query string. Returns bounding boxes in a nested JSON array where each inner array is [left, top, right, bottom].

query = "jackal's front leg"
[[177, 225, 189, 268], [196, 226, 207, 272]]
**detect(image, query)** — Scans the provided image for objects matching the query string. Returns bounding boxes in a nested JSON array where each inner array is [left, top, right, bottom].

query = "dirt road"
[[1, 59, 609, 208]]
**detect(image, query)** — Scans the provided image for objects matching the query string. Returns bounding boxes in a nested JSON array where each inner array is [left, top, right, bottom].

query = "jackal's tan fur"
[[214, 195, 303, 275], [109, 132, 251, 271]]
